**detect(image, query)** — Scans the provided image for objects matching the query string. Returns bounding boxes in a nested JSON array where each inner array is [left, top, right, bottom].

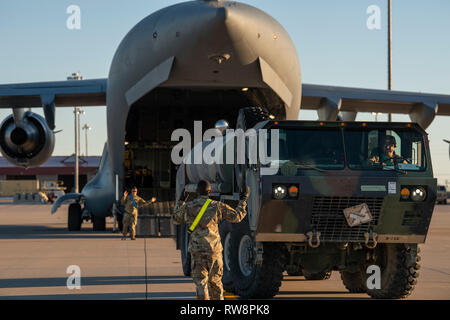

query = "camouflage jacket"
[[120, 194, 147, 216], [172, 195, 247, 255]]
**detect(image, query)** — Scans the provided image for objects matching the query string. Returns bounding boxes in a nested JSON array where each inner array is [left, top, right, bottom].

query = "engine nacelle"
[[0, 111, 55, 168]]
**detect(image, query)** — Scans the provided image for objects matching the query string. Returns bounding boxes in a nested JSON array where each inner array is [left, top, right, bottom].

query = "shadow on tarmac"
[[1, 292, 197, 300], [0, 225, 124, 239], [0, 275, 197, 299], [0, 275, 196, 299], [0, 276, 371, 300], [1, 292, 147, 300], [0, 225, 176, 240], [0, 275, 192, 289]]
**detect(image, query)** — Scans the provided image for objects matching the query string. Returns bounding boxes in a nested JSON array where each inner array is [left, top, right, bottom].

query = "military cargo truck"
[[175, 107, 436, 299]]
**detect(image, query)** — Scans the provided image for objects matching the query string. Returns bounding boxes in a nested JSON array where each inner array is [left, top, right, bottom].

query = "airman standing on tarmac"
[[172, 180, 250, 300], [121, 186, 155, 240]]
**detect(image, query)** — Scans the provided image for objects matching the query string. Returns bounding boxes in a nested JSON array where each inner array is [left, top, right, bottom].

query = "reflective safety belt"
[[129, 194, 138, 209], [188, 199, 212, 234]]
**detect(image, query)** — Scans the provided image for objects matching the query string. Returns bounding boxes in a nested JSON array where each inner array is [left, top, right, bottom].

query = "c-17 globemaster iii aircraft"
[[0, 0, 449, 231]]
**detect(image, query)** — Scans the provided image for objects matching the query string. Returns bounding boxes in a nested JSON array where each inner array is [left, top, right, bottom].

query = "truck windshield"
[[343, 128, 427, 171], [268, 128, 345, 170]]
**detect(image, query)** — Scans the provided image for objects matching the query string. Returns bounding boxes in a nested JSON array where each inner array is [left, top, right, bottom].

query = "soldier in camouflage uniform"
[[173, 180, 250, 300], [121, 187, 152, 240]]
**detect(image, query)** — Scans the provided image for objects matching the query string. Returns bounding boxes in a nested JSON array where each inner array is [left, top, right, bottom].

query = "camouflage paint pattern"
[[256, 173, 436, 242], [252, 122, 436, 244]]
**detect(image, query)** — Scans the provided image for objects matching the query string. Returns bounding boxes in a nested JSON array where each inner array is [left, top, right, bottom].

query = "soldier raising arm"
[[173, 186, 249, 225], [172, 180, 250, 300], [121, 186, 155, 240]]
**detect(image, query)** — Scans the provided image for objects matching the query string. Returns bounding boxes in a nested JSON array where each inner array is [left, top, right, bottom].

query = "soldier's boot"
[[130, 224, 137, 240]]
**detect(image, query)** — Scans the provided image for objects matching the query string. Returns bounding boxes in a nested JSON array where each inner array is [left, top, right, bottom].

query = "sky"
[[0, 0, 449, 184]]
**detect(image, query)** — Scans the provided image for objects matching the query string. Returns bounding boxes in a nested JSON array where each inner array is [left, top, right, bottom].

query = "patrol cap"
[[384, 135, 397, 146]]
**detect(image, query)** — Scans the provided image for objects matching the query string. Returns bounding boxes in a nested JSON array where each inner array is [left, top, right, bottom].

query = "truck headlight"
[[411, 186, 426, 202], [273, 185, 287, 200]]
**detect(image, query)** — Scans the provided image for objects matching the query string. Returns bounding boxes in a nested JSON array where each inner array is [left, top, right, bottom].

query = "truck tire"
[[229, 221, 284, 299], [219, 221, 234, 293], [180, 223, 192, 277], [68, 203, 82, 231], [340, 269, 367, 293], [366, 244, 421, 299], [92, 215, 106, 231], [303, 270, 332, 280], [235, 107, 272, 190]]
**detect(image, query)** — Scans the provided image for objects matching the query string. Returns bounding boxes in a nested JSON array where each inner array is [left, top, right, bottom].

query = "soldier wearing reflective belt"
[[121, 186, 154, 240], [172, 180, 250, 300]]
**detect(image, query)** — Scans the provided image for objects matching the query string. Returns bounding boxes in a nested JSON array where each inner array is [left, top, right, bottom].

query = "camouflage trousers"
[[191, 252, 224, 300], [122, 213, 137, 238]]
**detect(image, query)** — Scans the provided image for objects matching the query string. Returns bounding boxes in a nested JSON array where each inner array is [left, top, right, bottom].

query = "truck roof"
[[258, 120, 426, 134]]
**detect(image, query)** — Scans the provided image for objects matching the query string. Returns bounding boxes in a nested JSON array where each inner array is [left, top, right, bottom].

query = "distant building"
[[0, 155, 101, 192]]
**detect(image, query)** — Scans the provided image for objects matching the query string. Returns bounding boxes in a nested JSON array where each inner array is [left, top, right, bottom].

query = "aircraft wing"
[[1, 79, 449, 128], [0, 78, 107, 108], [301, 84, 450, 128]]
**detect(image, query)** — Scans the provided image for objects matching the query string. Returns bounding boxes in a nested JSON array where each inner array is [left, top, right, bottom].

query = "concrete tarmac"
[[0, 202, 449, 300]]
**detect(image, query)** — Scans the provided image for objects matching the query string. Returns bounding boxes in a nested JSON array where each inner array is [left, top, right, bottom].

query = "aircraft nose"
[[159, 1, 265, 80]]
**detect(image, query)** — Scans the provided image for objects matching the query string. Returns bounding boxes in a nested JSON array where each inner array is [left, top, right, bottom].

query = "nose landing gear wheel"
[[92, 215, 106, 231], [68, 203, 82, 231]]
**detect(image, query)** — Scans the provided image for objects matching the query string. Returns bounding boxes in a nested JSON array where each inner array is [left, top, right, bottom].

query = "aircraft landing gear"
[[68, 203, 82, 231], [67, 202, 107, 232], [92, 215, 106, 231]]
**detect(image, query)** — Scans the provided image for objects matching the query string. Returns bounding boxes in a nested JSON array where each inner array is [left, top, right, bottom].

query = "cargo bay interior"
[[124, 87, 285, 207]]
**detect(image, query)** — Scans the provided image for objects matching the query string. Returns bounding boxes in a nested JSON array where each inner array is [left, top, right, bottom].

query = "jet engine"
[[0, 111, 55, 168]]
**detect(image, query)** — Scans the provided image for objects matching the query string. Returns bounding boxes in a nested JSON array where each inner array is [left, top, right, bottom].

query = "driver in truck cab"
[[370, 135, 408, 166], [172, 180, 250, 300]]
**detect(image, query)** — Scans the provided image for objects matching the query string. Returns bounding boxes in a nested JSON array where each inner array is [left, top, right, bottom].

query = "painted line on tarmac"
[[224, 291, 237, 300]]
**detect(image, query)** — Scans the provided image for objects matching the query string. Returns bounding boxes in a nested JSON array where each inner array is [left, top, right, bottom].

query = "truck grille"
[[311, 196, 384, 242]]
